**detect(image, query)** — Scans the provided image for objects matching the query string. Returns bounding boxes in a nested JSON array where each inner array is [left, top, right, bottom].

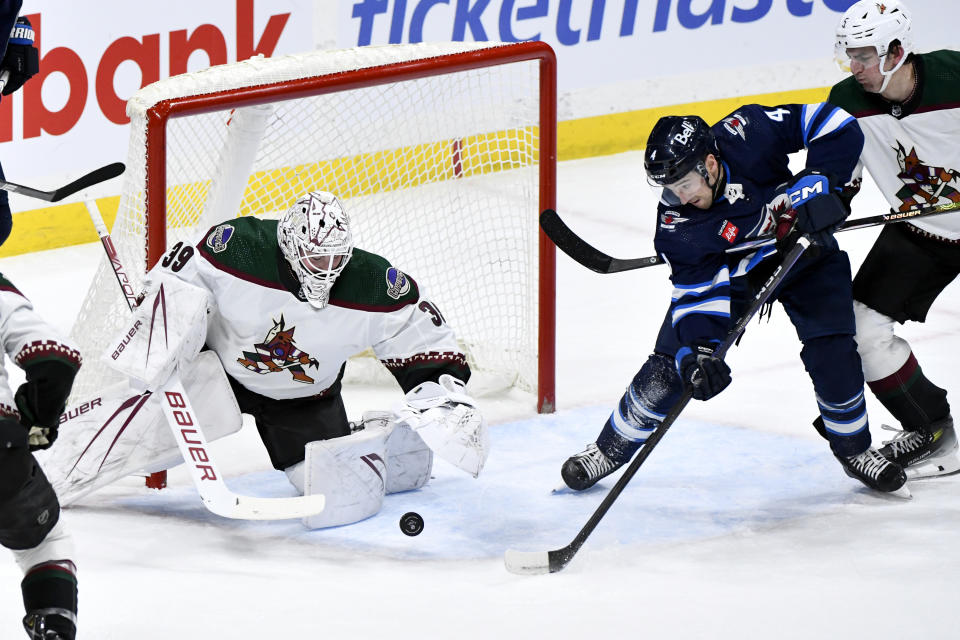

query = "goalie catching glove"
[[394, 374, 489, 477]]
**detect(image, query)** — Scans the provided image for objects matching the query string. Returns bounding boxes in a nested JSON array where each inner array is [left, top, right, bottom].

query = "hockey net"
[[70, 41, 556, 415]]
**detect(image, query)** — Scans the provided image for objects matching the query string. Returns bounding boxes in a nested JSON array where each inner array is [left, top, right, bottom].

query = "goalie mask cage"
[[70, 41, 557, 452]]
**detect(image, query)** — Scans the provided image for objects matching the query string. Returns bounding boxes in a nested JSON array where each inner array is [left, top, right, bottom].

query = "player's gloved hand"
[[15, 360, 79, 451], [775, 169, 849, 250], [1, 17, 39, 95], [678, 341, 732, 401], [0, 415, 28, 449], [766, 192, 800, 252]]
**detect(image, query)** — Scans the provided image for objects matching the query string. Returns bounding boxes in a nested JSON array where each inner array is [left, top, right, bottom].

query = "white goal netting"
[[70, 42, 554, 406]]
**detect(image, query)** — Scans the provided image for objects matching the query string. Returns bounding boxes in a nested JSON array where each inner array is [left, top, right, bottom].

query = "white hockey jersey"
[[150, 217, 469, 401], [0, 274, 82, 420], [829, 50, 960, 240]]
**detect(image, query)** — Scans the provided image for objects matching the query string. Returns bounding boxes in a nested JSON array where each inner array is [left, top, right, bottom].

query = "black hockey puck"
[[399, 512, 424, 536]]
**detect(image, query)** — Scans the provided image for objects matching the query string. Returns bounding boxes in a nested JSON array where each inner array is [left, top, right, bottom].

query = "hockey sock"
[[867, 352, 950, 431], [596, 418, 643, 464], [22, 560, 78, 638]]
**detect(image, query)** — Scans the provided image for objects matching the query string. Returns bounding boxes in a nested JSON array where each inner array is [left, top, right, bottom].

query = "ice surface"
[[0, 152, 957, 639]]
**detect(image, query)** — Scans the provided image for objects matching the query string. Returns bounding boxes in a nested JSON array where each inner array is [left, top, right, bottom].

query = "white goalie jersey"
[[148, 216, 471, 400]]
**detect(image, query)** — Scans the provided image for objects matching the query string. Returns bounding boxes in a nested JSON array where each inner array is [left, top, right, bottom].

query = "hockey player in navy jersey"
[[0, 0, 39, 245], [562, 104, 908, 495]]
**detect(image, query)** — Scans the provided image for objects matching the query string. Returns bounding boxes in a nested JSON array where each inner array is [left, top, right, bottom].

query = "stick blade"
[[203, 493, 326, 521], [539, 209, 613, 274], [504, 549, 551, 575], [50, 162, 126, 202]]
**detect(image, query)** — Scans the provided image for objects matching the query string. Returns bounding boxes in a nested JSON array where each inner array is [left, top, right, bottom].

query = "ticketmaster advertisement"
[[0, 1, 956, 231]]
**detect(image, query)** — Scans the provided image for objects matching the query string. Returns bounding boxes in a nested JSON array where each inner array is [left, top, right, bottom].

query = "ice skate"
[[561, 443, 625, 491], [22, 611, 76, 640], [879, 417, 959, 479], [837, 446, 910, 497]]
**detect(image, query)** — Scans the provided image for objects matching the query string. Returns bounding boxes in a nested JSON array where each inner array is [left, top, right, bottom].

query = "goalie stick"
[[0, 162, 125, 202], [82, 201, 326, 520], [504, 236, 813, 575], [543, 199, 960, 274]]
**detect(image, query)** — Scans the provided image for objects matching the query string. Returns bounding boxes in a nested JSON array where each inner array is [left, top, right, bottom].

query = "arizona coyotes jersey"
[[828, 50, 960, 240], [0, 274, 82, 419], [152, 217, 469, 400]]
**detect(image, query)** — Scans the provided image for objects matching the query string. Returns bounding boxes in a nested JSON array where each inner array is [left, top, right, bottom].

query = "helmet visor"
[[834, 44, 882, 73], [647, 167, 706, 206]]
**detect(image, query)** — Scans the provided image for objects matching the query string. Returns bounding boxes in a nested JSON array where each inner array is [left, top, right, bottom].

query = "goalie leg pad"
[[299, 426, 388, 529], [35, 352, 242, 505], [360, 411, 433, 494]]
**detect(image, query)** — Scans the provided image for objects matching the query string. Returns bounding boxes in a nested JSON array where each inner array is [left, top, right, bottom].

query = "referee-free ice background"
[[1, 151, 958, 639]]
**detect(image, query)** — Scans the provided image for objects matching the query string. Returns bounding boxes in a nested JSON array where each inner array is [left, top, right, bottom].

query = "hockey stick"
[[504, 236, 813, 574], [82, 203, 326, 520], [0, 162, 125, 202], [543, 200, 960, 274]]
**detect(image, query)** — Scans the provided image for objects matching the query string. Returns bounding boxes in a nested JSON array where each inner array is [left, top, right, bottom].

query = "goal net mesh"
[[69, 42, 551, 406]]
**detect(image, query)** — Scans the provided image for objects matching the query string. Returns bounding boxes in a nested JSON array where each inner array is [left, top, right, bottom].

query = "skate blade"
[[889, 484, 912, 499]]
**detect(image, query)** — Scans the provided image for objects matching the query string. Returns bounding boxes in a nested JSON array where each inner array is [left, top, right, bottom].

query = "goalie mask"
[[278, 191, 354, 309]]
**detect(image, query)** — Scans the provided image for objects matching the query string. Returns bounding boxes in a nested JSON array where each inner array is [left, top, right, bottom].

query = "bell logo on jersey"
[[206, 224, 235, 254], [385, 267, 410, 300], [719, 220, 739, 243]]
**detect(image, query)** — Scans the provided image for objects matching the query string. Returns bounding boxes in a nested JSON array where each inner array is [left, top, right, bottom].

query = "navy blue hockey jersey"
[[653, 103, 863, 348]]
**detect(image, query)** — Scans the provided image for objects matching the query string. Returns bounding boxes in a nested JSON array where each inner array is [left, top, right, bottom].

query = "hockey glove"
[[678, 341, 732, 401], [0, 415, 28, 449], [1, 17, 39, 95], [776, 169, 849, 249], [15, 360, 79, 451], [766, 193, 800, 253]]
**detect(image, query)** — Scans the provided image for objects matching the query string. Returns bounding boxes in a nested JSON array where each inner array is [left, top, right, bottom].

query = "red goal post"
[[70, 41, 557, 487]]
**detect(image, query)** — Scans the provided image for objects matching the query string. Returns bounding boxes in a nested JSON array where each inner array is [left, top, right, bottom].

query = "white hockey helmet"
[[834, 0, 913, 91], [277, 191, 353, 309]]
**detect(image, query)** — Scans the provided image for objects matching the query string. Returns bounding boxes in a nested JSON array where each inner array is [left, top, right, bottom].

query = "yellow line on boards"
[[0, 86, 830, 258]]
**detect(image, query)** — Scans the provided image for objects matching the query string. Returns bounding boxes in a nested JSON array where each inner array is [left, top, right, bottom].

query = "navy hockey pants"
[[598, 250, 871, 460]]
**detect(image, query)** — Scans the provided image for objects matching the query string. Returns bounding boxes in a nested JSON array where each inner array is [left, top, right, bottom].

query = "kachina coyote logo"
[[892, 142, 960, 212], [237, 315, 319, 384]]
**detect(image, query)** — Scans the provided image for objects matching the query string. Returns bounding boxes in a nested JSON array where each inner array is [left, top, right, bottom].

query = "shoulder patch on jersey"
[[197, 218, 288, 292], [329, 248, 420, 311], [659, 211, 688, 231], [205, 224, 235, 253], [722, 113, 748, 140], [718, 220, 739, 244], [385, 267, 411, 299]]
